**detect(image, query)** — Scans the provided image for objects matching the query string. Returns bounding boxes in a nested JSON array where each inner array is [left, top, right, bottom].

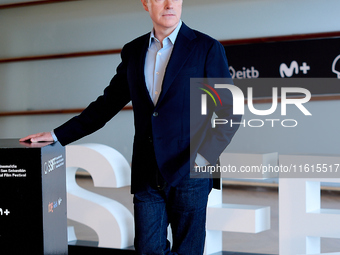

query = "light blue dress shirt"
[[144, 21, 182, 105]]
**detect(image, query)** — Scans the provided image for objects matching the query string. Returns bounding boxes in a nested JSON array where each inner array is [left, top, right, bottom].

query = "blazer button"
[[153, 112, 158, 117]]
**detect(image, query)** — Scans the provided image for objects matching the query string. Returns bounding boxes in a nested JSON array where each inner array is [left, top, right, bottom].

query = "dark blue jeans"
[[133, 173, 213, 255]]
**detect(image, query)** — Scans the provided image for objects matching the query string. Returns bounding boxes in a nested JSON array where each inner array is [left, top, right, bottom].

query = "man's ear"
[[141, 0, 149, 12]]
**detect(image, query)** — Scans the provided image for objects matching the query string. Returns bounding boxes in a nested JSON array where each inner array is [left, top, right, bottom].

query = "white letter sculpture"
[[66, 143, 134, 249]]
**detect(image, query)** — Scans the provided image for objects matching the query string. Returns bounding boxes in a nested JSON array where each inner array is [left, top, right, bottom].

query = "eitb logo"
[[199, 82, 312, 128]]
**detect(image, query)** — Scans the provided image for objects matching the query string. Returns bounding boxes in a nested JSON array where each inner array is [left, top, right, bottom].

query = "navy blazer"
[[54, 23, 241, 193]]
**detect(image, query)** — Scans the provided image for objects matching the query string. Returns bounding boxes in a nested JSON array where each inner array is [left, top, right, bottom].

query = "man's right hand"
[[19, 132, 54, 143]]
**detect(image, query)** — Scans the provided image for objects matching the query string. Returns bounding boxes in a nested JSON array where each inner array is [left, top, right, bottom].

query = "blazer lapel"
[[156, 23, 197, 106], [137, 33, 155, 108]]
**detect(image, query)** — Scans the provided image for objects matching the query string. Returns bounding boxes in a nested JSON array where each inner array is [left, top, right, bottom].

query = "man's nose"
[[165, 0, 174, 9]]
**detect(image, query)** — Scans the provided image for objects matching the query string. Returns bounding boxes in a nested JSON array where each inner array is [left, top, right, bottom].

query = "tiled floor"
[[68, 176, 340, 254]]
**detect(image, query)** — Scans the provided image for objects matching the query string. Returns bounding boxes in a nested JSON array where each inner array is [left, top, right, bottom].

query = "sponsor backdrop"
[[224, 37, 340, 96]]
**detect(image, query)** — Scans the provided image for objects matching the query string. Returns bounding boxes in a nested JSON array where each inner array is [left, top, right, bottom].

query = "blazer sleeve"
[[197, 40, 242, 165], [54, 45, 132, 146]]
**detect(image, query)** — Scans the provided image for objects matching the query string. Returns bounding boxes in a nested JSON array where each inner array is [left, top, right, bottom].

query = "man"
[[21, 0, 241, 254]]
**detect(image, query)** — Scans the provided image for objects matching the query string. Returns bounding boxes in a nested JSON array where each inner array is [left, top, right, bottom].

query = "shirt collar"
[[148, 20, 182, 47]]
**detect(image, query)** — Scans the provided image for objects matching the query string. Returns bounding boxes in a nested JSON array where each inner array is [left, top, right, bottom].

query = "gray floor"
[[68, 176, 340, 254]]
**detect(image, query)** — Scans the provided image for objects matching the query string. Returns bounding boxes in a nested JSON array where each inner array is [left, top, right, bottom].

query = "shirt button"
[[153, 112, 158, 117], [158, 52, 161, 56], [156, 72, 159, 75], [155, 91, 159, 95]]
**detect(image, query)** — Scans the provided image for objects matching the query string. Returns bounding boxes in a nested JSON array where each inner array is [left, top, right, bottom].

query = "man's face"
[[142, 0, 182, 33]]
